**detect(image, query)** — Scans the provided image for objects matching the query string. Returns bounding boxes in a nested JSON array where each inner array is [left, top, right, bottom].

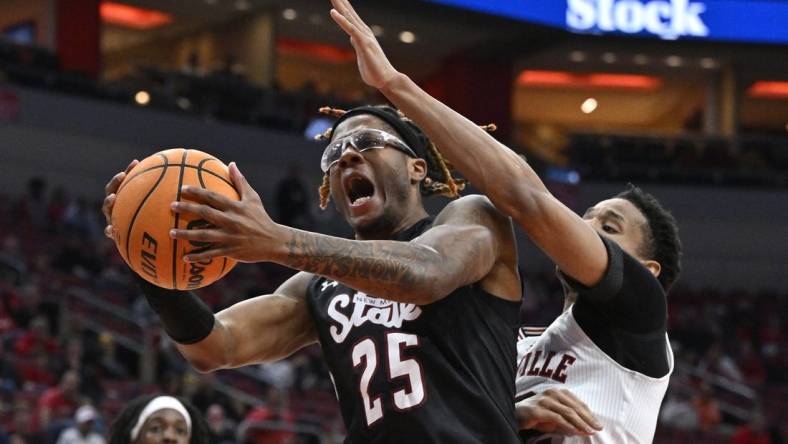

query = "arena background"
[[0, 0, 785, 442]]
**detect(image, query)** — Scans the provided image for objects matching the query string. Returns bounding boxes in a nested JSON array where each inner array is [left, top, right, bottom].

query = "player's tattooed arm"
[[329, 0, 608, 287], [278, 195, 519, 304]]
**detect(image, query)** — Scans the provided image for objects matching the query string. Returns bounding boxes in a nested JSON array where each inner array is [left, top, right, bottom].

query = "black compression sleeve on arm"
[[133, 274, 215, 345]]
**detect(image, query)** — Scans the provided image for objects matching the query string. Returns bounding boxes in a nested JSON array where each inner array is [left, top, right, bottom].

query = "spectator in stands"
[[692, 383, 722, 432], [205, 404, 235, 444], [18, 349, 56, 387], [19, 177, 48, 230], [15, 315, 58, 357], [184, 373, 243, 422], [63, 198, 102, 240], [8, 399, 45, 444], [659, 389, 699, 431], [56, 405, 106, 444], [274, 165, 311, 230], [242, 387, 295, 444], [730, 410, 770, 444], [0, 340, 20, 393], [48, 186, 70, 231], [108, 394, 208, 444], [699, 342, 744, 382], [36, 370, 82, 432]]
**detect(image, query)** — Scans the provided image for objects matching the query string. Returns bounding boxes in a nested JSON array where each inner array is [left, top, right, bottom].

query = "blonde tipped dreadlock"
[[319, 107, 348, 118], [423, 141, 466, 198], [319, 173, 331, 210]]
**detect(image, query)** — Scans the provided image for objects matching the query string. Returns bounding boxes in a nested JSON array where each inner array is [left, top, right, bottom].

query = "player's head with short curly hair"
[[108, 395, 209, 444], [615, 185, 682, 291], [583, 184, 682, 292], [313, 105, 495, 239]]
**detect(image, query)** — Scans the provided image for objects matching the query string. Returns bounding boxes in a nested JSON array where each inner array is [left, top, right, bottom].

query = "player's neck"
[[354, 207, 429, 240]]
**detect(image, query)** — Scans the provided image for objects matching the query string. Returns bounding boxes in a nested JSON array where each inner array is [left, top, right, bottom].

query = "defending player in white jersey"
[[327, 0, 682, 440]]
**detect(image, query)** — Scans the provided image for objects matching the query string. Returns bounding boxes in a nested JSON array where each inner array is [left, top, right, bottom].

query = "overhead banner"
[[425, 0, 788, 44]]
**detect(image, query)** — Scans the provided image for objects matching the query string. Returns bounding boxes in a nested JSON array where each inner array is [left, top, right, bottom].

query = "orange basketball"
[[111, 149, 239, 290]]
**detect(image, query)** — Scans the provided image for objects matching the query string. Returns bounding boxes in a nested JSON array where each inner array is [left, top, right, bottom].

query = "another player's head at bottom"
[[315, 105, 467, 240], [582, 185, 682, 291], [108, 395, 209, 444]]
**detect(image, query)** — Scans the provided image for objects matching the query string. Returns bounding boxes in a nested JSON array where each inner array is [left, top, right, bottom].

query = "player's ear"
[[641, 260, 661, 279], [408, 158, 427, 184]]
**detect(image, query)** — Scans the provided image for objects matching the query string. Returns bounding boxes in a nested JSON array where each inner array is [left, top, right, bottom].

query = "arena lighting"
[[282, 8, 298, 20], [277, 38, 355, 63], [748, 81, 788, 99], [235, 0, 250, 11], [517, 70, 662, 90], [700, 57, 718, 69], [601, 52, 617, 63], [371, 25, 385, 37], [581, 98, 598, 114], [665, 55, 683, 67], [399, 31, 417, 44], [100, 2, 172, 29], [569, 51, 587, 62], [633, 54, 649, 65], [134, 91, 150, 106]]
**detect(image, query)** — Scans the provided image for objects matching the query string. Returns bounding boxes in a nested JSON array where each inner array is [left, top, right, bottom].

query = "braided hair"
[[315, 105, 496, 210], [108, 395, 210, 444]]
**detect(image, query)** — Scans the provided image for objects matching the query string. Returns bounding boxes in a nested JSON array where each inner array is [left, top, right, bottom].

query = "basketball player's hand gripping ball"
[[169, 162, 281, 264], [329, 0, 400, 90], [104, 150, 241, 289]]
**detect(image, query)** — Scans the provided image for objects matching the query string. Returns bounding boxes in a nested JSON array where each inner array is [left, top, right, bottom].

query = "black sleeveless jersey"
[[305, 218, 522, 443]]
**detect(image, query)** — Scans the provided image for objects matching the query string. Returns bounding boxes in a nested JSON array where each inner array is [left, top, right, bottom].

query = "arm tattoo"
[[282, 229, 437, 300], [276, 197, 504, 303]]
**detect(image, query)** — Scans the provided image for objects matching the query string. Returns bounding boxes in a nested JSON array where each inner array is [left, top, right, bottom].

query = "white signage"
[[567, 0, 709, 40]]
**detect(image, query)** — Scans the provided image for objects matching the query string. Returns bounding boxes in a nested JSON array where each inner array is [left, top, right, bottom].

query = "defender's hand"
[[103, 159, 139, 239], [517, 389, 603, 436], [329, 0, 400, 90], [169, 162, 283, 263]]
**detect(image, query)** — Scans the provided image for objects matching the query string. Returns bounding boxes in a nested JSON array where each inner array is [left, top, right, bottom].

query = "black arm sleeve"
[[134, 275, 216, 345], [561, 236, 670, 378]]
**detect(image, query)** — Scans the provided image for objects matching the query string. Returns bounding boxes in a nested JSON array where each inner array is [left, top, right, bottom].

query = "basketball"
[[111, 149, 239, 290]]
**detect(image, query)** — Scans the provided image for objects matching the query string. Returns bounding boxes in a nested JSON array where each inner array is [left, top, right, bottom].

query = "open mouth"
[[345, 175, 376, 207]]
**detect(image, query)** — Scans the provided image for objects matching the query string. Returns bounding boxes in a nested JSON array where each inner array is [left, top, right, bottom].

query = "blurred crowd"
[[0, 175, 783, 443], [0, 177, 342, 444], [2, 39, 788, 190]]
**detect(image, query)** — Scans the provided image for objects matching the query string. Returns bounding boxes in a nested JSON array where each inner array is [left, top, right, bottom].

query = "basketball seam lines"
[[122, 162, 232, 190], [172, 150, 189, 289], [124, 154, 169, 272]]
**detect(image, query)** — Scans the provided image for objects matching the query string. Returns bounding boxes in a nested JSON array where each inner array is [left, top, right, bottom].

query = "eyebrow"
[[598, 209, 625, 222]]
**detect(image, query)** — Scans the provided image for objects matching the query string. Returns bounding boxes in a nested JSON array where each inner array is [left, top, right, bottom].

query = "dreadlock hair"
[[315, 105, 496, 210], [109, 394, 209, 444], [615, 184, 682, 292]]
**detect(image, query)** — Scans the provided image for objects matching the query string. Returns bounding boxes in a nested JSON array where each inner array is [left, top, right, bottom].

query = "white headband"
[[130, 396, 192, 441]]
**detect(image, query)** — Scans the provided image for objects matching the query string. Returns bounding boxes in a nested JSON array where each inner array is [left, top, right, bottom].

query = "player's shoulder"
[[434, 194, 511, 229]]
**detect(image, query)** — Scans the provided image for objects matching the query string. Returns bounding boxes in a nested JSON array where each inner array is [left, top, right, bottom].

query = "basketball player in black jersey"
[[103, 106, 526, 440], [324, 0, 682, 440]]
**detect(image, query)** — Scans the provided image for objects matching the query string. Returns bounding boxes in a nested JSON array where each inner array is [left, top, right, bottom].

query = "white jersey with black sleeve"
[[516, 236, 674, 444]]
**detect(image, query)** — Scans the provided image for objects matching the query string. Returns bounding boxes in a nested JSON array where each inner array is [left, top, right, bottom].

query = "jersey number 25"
[[352, 332, 426, 426]]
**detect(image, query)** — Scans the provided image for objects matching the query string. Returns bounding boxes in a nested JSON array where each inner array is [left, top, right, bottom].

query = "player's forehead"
[[332, 115, 399, 141], [586, 198, 646, 225]]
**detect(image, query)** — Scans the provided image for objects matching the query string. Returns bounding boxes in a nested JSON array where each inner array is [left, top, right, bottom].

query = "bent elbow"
[[497, 186, 549, 230]]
